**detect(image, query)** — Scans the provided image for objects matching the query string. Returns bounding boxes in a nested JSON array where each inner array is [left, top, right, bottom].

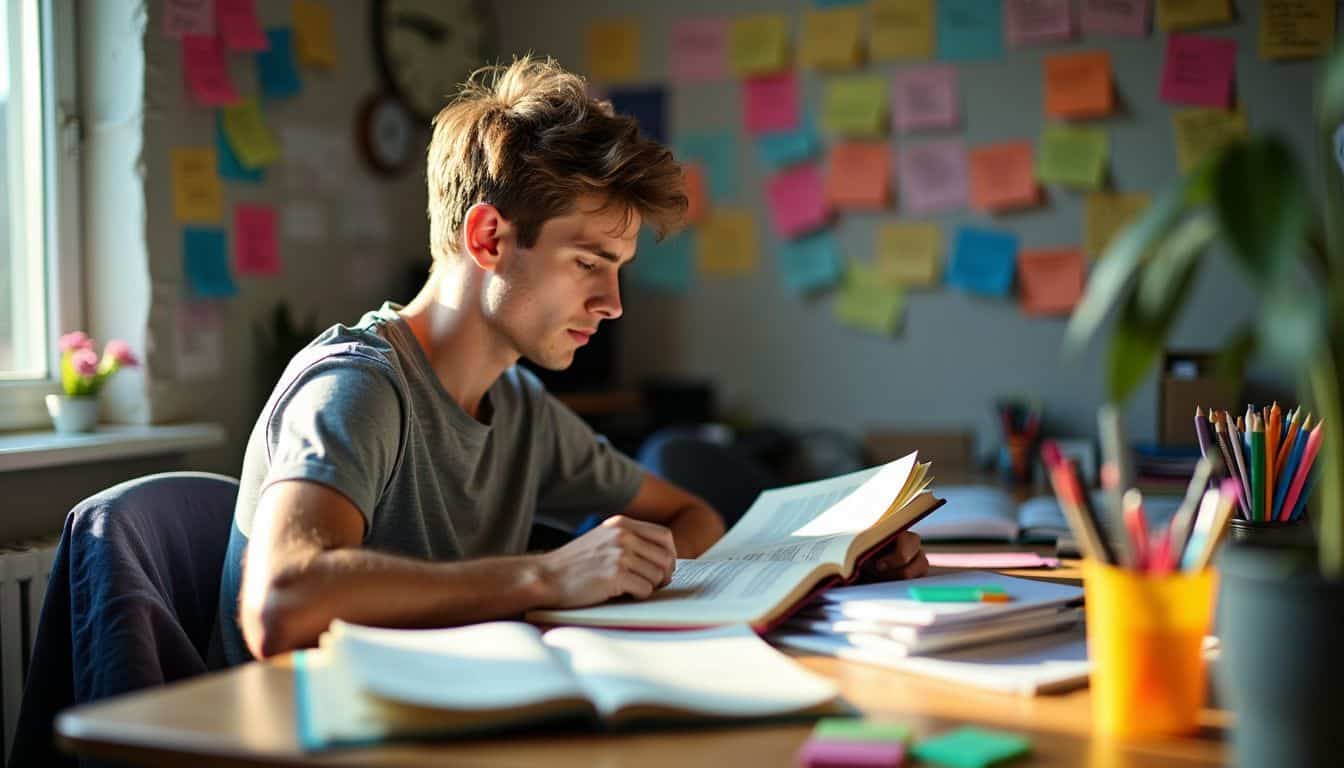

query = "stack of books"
[[1132, 443, 1202, 494]]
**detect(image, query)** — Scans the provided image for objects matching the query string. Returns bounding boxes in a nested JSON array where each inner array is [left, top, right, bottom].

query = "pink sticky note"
[[744, 71, 799, 135], [892, 66, 958, 132], [216, 0, 267, 51], [1004, 0, 1075, 48], [899, 140, 969, 215], [234, 204, 280, 274], [797, 738, 906, 768], [766, 164, 830, 239], [671, 18, 728, 82], [182, 35, 239, 106], [1160, 34, 1237, 108], [927, 552, 1061, 569], [1080, 0, 1150, 38], [165, 0, 214, 39]]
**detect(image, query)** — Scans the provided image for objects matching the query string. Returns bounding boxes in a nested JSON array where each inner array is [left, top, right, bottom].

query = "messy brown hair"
[[426, 56, 687, 263]]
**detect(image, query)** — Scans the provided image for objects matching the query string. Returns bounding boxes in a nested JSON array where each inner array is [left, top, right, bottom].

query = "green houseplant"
[[1066, 48, 1344, 765]]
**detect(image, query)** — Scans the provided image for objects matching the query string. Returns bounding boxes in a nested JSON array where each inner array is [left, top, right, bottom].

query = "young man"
[[212, 57, 928, 665]]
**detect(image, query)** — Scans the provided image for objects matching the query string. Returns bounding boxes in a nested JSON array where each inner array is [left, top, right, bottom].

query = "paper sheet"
[[173, 300, 225, 381], [875, 222, 942, 288], [1260, 0, 1335, 59], [279, 123, 347, 190], [766, 164, 831, 239], [587, 19, 640, 82], [937, 0, 1004, 60], [172, 148, 224, 223], [947, 228, 1018, 297], [826, 142, 891, 209], [801, 7, 864, 70], [257, 28, 302, 99], [182, 35, 238, 106], [823, 75, 887, 136], [697, 209, 759, 276], [891, 65, 959, 132], [216, 0, 267, 51], [1160, 33, 1237, 107], [234, 204, 281, 275], [744, 72, 800, 135], [870, 0, 936, 60], [281, 200, 327, 242], [899, 140, 969, 215], [1044, 51, 1113, 118], [1004, 0, 1075, 48], [1080, 0, 1151, 37], [969, 141, 1038, 212], [671, 18, 728, 81], [780, 232, 844, 294], [292, 0, 337, 68], [182, 228, 237, 299], [1018, 247, 1085, 316]]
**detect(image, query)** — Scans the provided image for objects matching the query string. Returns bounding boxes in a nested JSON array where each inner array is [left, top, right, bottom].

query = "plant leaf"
[[1211, 138, 1309, 286], [1214, 325, 1256, 386], [1105, 254, 1202, 402], [1258, 284, 1325, 371], [1135, 213, 1216, 322]]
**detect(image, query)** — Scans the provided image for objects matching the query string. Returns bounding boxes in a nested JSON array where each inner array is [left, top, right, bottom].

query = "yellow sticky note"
[[876, 222, 942, 287], [697, 209, 759, 276], [586, 19, 640, 82], [730, 14, 789, 75], [802, 8, 863, 70], [823, 75, 887, 137], [1085, 192, 1151, 260], [835, 262, 905, 335], [1156, 0, 1232, 31], [172, 148, 223, 223], [1037, 125, 1109, 189], [871, 0, 935, 61], [222, 98, 281, 169], [292, 0, 336, 68], [1172, 108, 1247, 172], [1260, 0, 1335, 60]]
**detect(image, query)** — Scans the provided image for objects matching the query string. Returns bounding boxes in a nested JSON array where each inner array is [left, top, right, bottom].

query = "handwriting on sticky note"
[[1019, 248, 1085, 316], [767, 164, 831, 239], [234, 204, 281, 275], [697, 209, 759, 276], [1085, 192, 1151, 259], [871, 0, 935, 60], [164, 0, 213, 38], [632, 230, 693, 293], [1260, 0, 1335, 60], [1160, 33, 1237, 107], [899, 140, 969, 215], [216, 0, 267, 51], [876, 222, 942, 287], [780, 232, 843, 294], [1156, 0, 1231, 31], [1004, 0, 1075, 48], [948, 227, 1018, 297], [671, 18, 728, 81], [292, 0, 337, 68], [1037, 125, 1109, 189], [827, 142, 891, 209], [1081, 0, 1152, 37], [969, 142, 1039, 212], [730, 14, 789, 75], [587, 19, 640, 82], [802, 7, 863, 70], [835, 263, 906, 335], [172, 148, 223, 223], [1172, 108, 1247, 172], [744, 72, 800, 135], [823, 75, 887, 136], [182, 35, 239, 106], [892, 66, 958, 132], [937, 0, 1004, 60], [1045, 51, 1113, 118]]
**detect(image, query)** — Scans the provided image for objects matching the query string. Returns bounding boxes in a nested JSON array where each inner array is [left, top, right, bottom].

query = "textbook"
[[528, 452, 943, 631], [295, 621, 841, 749]]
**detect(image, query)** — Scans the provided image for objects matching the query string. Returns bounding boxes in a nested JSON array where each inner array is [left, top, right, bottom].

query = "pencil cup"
[[1226, 517, 1313, 548], [1083, 560, 1217, 739]]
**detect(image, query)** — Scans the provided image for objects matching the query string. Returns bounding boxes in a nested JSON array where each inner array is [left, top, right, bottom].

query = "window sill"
[[0, 423, 226, 472]]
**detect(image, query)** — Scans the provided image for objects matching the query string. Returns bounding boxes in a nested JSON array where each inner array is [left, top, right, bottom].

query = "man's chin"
[[523, 351, 574, 372]]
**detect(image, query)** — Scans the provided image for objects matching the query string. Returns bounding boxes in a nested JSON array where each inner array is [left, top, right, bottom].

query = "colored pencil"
[[1272, 417, 1310, 521], [1225, 409, 1252, 519], [1265, 402, 1281, 518], [1289, 471, 1317, 521], [1249, 414, 1265, 522], [1275, 407, 1303, 478], [1278, 422, 1324, 523], [1189, 479, 1240, 571], [1211, 418, 1249, 518]]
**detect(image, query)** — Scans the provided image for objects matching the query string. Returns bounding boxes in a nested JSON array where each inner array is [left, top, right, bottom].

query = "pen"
[[1122, 489, 1148, 570]]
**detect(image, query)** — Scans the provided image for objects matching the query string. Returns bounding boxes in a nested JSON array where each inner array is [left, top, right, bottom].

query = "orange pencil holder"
[[1082, 560, 1217, 739]]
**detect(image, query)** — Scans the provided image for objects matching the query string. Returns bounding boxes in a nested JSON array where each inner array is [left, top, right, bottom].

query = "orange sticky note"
[[969, 141, 1039, 212], [827, 142, 891, 209], [1045, 51, 1113, 118], [683, 163, 709, 224], [1019, 247, 1085, 316]]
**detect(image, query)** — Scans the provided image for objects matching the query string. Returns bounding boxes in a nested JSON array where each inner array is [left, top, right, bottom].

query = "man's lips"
[[568, 329, 594, 345]]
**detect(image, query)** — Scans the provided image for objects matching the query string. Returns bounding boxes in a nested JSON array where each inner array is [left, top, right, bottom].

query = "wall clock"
[[356, 92, 415, 177]]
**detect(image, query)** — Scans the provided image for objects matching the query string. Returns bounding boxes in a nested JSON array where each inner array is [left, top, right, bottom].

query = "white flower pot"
[[45, 394, 100, 434]]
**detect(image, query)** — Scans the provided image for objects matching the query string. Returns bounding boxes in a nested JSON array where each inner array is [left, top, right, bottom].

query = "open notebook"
[[911, 486, 1182, 544]]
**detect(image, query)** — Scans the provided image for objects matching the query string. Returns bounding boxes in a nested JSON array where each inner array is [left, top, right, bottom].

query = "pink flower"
[[103, 340, 139, 367], [59, 332, 94, 353], [71, 348, 98, 376]]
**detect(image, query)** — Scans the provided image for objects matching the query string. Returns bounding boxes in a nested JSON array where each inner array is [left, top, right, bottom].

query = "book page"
[[910, 485, 1019, 541], [543, 624, 838, 721]]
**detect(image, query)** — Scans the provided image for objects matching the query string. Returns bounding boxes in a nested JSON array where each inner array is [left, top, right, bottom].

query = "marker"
[[909, 586, 1012, 603]]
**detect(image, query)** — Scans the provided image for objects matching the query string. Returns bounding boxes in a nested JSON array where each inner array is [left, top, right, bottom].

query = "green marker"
[[908, 585, 1011, 603]]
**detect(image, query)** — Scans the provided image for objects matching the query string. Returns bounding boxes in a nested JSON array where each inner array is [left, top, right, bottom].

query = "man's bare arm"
[[617, 472, 726, 558]]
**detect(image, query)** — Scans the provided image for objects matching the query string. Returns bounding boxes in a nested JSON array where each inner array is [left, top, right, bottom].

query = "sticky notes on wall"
[[292, 0, 336, 68], [827, 142, 891, 209], [234, 204, 280, 275], [899, 140, 969, 215], [1085, 191, 1150, 258], [835, 263, 906, 335], [172, 148, 223, 223], [183, 228, 238, 298], [1044, 51, 1113, 119], [969, 141, 1039, 212], [222, 98, 281, 168], [766, 164, 832, 239], [697, 209, 759, 276], [164, 0, 213, 38], [948, 228, 1018, 298], [216, 0, 267, 51], [1037, 125, 1109, 189], [677, 133, 739, 202], [870, 0, 935, 60], [1156, 0, 1232, 31], [683, 164, 709, 224], [633, 230, 693, 293], [823, 75, 887, 137], [1018, 248, 1085, 315], [216, 117, 263, 182], [730, 14, 790, 75], [173, 301, 224, 380], [1260, 0, 1335, 60], [876, 221, 942, 287], [1160, 34, 1237, 107], [182, 35, 239, 106], [757, 127, 821, 170], [937, 0, 1004, 61], [671, 18, 729, 81], [257, 29, 303, 99], [780, 232, 844, 294], [744, 72, 800, 135], [1004, 0, 1075, 48], [801, 7, 864, 70], [1172, 108, 1247, 171], [607, 86, 667, 144], [1080, 0, 1151, 37], [891, 65, 958, 132], [587, 19, 640, 82]]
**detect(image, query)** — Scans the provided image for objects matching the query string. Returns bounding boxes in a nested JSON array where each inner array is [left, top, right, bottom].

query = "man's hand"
[[535, 516, 678, 608], [858, 531, 929, 582]]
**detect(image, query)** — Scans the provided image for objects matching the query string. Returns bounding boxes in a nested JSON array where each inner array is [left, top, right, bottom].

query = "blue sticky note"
[[256, 28, 302, 100], [630, 230, 693, 293], [183, 228, 238, 299], [938, 0, 1003, 61], [757, 127, 820, 171], [948, 228, 1017, 297], [780, 231, 842, 295], [608, 86, 667, 145], [216, 117, 264, 183], [676, 132, 738, 203]]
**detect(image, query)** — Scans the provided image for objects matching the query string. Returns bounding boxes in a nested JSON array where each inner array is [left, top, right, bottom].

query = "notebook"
[[912, 485, 1181, 544]]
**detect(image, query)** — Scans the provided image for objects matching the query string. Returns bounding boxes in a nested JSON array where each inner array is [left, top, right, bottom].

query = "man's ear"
[[461, 203, 506, 271]]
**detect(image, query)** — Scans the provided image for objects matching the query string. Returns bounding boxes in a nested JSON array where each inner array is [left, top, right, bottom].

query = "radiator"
[[0, 542, 58, 763]]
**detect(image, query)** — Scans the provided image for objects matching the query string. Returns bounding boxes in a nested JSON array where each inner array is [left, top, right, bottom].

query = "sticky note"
[[797, 738, 906, 768], [607, 86, 666, 144], [910, 727, 1031, 768], [279, 123, 346, 190], [697, 209, 759, 276], [682, 164, 709, 224], [587, 19, 640, 82], [757, 127, 820, 170], [183, 228, 238, 299], [766, 164, 831, 239], [834, 263, 905, 336], [216, 117, 263, 182], [1156, 0, 1232, 31], [172, 148, 224, 223], [632, 230, 693, 293], [780, 232, 844, 294], [1004, 0, 1075, 48], [937, 0, 1004, 61], [292, 0, 336, 68], [173, 301, 224, 381], [899, 140, 968, 215], [876, 221, 942, 287], [969, 141, 1039, 212], [730, 14, 789, 75], [812, 718, 912, 743], [281, 201, 326, 242], [677, 133, 739, 202], [1172, 108, 1247, 172], [909, 585, 1008, 602], [822, 75, 887, 137], [1080, 0, 1151, 37], [182, 35, 239, 106], [216, 0, 267, 51], [1019, 248, 1085, 316], [1044, 51, 1113, 119], [948, 227, 1018, 297], [827, 142, 891, 209], [233, 204, 280, 275], [744, 72, 800, 135], [870, 0, 935, 60], [1037, 125, 1109, 189], [1160, 34, 1237, 107], [1085, 191, 1150, 258], [891, 65, 958, 132], [257, 28, 303, 99], [671, 18, 728, 81], [164, 0, 213, 38], [222, 98, 281, 169], [1260, 0, 1335, 60], [801, 7, 864, 70]]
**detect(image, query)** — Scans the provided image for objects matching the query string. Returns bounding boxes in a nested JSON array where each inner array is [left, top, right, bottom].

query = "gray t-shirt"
[[211, 303, 643, 666]]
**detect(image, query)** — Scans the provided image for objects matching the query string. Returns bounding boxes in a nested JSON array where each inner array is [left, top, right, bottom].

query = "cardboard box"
[[1159, 351, 1240, 447]]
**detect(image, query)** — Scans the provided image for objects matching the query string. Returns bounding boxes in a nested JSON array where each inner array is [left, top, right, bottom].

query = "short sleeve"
[[535, 393, 644, 527], [262, 357, 404, 533]]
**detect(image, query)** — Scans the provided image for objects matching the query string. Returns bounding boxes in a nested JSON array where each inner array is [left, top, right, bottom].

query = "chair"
[[7, 472, 238, 768], [636, 426, 778, 530]]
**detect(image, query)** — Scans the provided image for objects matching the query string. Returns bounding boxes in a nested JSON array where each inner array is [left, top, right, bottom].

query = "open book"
[[295, 621, 841, 749], [527, 452, 943, 631], [913, 485, 1182, 544]]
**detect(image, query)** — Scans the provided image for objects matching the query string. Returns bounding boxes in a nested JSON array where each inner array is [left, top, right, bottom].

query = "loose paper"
[[827, 142, 891, 209], [730, 14, 789, 75], [222, 98, 281, 169], [632, 230, 693, 293], [801, 7, 864, 70], [216, 0, 267, 51], [216, 117, 263, 182], [607, 86, 667, 144], [671, 18, 728, 81], [234, 204, 280, 275], [1260, 0, 1335, 60], [744, 72, 800, 135], [780, 232, 844, 294], [937, 0, 1004, 60], [1172, 108, 1247, 172], [1037, 125, 1109, 189], [1085, 191, 1150, 258], [341, 185, 389, 242], [587, 19, 640, 81], [165, 0, 214, 39], [281, 200, 327, 242], [1018, 247, 1085, 315], [1080, 0, 1151, 37], [1160, 34, 1237, 107], [876, 221, 942, 287], [823, 75, 887, 136], [757, 128, 821, 170], [892, 65, 958, 132], [948, 228, 1018, 297], [697, 209, 759, 276], [683, 163, 710, 224], [173, 300, 225, 381], [280, 123, 348, 190], [969, 141, 1039, 212], [1156, 0, 1232, 31], [1044, 51, 1113, 118], [172, 148, 224, 223], [677, 133, 739, 202], [182, 35, 239, 106], [899, 140, 969, 215], [1004, 0, 1075, 48], [766, 164, 831, 239], [257, 28, 303, 99], [292, 0, 337, 68], [834, 263, 905, 335], [870, 0, 936, 60], [182, 227, 238, 298]]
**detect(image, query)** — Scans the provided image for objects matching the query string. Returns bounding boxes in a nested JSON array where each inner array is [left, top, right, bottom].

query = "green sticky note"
[[908, 585, 1007, 602], [823, 75, 887, 136], [813, 718, 912, 743], [833, 263, 905, 336], [1036, 124, 1108, 189], [912, 727, 1031, 768]]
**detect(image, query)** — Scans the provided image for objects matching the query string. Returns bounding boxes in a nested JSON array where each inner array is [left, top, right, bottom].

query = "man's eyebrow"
[[573, 240, 636, 265]]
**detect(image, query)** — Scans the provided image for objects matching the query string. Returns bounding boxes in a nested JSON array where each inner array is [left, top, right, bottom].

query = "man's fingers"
[[891, 551, 930, 581], [616, 568, 657, 600], [891, 531, 922, 564], [621, 549, 670, 590], [603, 515, 677, 555]]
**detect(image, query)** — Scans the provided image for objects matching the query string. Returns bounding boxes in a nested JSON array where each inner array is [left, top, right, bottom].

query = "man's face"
[[484, 197, 640, 370]]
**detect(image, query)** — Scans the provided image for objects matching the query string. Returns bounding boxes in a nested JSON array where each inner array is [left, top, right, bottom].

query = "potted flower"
[[1065, 47, 1344, 766], [46, 331, 140, 433]]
